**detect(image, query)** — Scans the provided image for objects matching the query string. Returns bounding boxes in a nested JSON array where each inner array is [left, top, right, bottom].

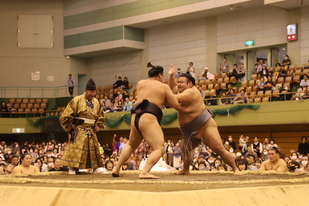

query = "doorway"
[[78, 74, 87, 95]]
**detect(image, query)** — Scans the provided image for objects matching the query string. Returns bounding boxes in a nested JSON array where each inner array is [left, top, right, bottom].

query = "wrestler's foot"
[[174, 170, 190, 175], [112, 173, 120, 177], [234, 167, 242, 176], [112, 168, 120, 177], [139, 172, 160, 179]]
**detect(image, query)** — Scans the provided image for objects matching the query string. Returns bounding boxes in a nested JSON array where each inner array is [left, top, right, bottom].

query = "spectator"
[[113, 76, 124, 89], [244, 147, 258, 159], [274, 59, 281, 67], [302, 86, 309, 100], [251, 137, 263, 158], [259, 64, 269, 79], [198, 86, 205, 100], [4, 148, 14, 163], [231, 89, 248, 104], [259, 147, 287, 172], [264, 76, 275, 91], [300, 74, 309, 88], [226, 89, 237, 104], [235, 159, 248, 171], [256, 60, 266, 74], [227, 135, 236, 151], [228, 64, 238, 81], [11, 155, 20, 167], [205, 90, 217, 106], [175, 68, 182, 78], [118, 137, 128, 156], [4, 163, 14, 175], [282, 55, 291, 67], [252, 63, 259, 74], [256, 77, 266, 91], [288, 160, 300, 173], [122, 90, 129, 100], [220, 58, 229, 74], [254, 158, 263, 170], [173, 141, 182, 168], [237, 63, 246, 82], [12, 153, 40, 174], [199, 67, 214, 80], [219, 92, 229, 105], [123, 97, 133, 111], [104, 160, 114, 171], [1, 102, 9, 117], [114, 100, 124, 112], [66, 74, 75, 97], [34, 158, 48, 172], [123, 77, 129, 91], [49, 158, 68, 171], [187, 62, 196, 78], [298, 136, 309, 156]]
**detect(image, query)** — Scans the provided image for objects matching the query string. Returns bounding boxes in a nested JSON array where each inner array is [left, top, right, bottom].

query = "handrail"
[[0, 86, 78, 98]]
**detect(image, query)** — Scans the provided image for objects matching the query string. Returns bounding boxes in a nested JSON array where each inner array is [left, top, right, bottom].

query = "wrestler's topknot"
[[147, 62, 164, 77]]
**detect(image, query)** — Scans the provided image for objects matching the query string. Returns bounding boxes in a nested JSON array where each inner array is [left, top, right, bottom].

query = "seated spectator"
[[122, 90, 129, 100], [114, 100, 124, 112], [123, 77, 129, 91], [12, 153, 40, 174], [300, 74, 309, 88], [49, 158, 68, 172], [302, 86, 309, 100], [282, 55, 291, 67], [226, 89, 237, 104], [11, 155, 20, 167], [228, 64, 238, 81], [256, 77, 266, 91], [231, 89, 248, 104], [288, 160, 301, 173], [205, 91, 217, 106], [254, 159, 263, 170], [113, 76, 124, 89], [34, 158, 48, 172], [244, 147, 258, 159], [105, 160, 114, 171], [219, 92, 229, 105], [280, 84, 292, 100], [295, 86, 304, 100], [197, 162, 207, 171], [264, 77, 275, 91], [199, 67, 214, 80], [237, 63, 245, 82], [235, 159, 248, 171], [1, 102, 9, 117], [198, 86, 205, 99], [259, 147, 287, 172], [217, 163, 227, 171], [4, 163, 14, 174], [114, 91, 123, 102], [274, 59, 281, 67], [259, 64, 269, 79], [4, 148, 14, 163]]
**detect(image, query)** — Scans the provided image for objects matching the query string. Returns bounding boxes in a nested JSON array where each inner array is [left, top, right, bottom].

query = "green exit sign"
[[245, 40, 255, 46]]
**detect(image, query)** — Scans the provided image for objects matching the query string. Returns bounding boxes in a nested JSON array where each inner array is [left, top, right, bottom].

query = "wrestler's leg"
[[112, 116, 143, 177], [138, 114, 165, 179], [175, 137, 199, 175], [196, 118, 241, 175]]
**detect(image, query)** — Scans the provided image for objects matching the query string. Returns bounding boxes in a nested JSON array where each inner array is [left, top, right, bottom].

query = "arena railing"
[[0, 86, 77, 98]]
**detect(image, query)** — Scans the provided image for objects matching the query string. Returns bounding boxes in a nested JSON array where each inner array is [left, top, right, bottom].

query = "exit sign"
[[245, 40, 255, 46]]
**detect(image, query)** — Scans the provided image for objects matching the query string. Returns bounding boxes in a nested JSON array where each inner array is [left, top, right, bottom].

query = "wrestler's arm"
[[175, 89, 193, 105], [168, 64, 178, 94], [164, 84, 180, 110], [12, 166, 21, 174], [276, 159, 288, 172], [259, 162, 266, 171]]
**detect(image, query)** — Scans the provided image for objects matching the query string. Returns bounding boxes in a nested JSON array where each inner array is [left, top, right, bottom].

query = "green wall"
[[1, 100, 307, 134]]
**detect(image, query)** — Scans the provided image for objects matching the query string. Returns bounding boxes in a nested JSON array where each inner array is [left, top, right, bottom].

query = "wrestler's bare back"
[[136, 79, 177, 108]]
